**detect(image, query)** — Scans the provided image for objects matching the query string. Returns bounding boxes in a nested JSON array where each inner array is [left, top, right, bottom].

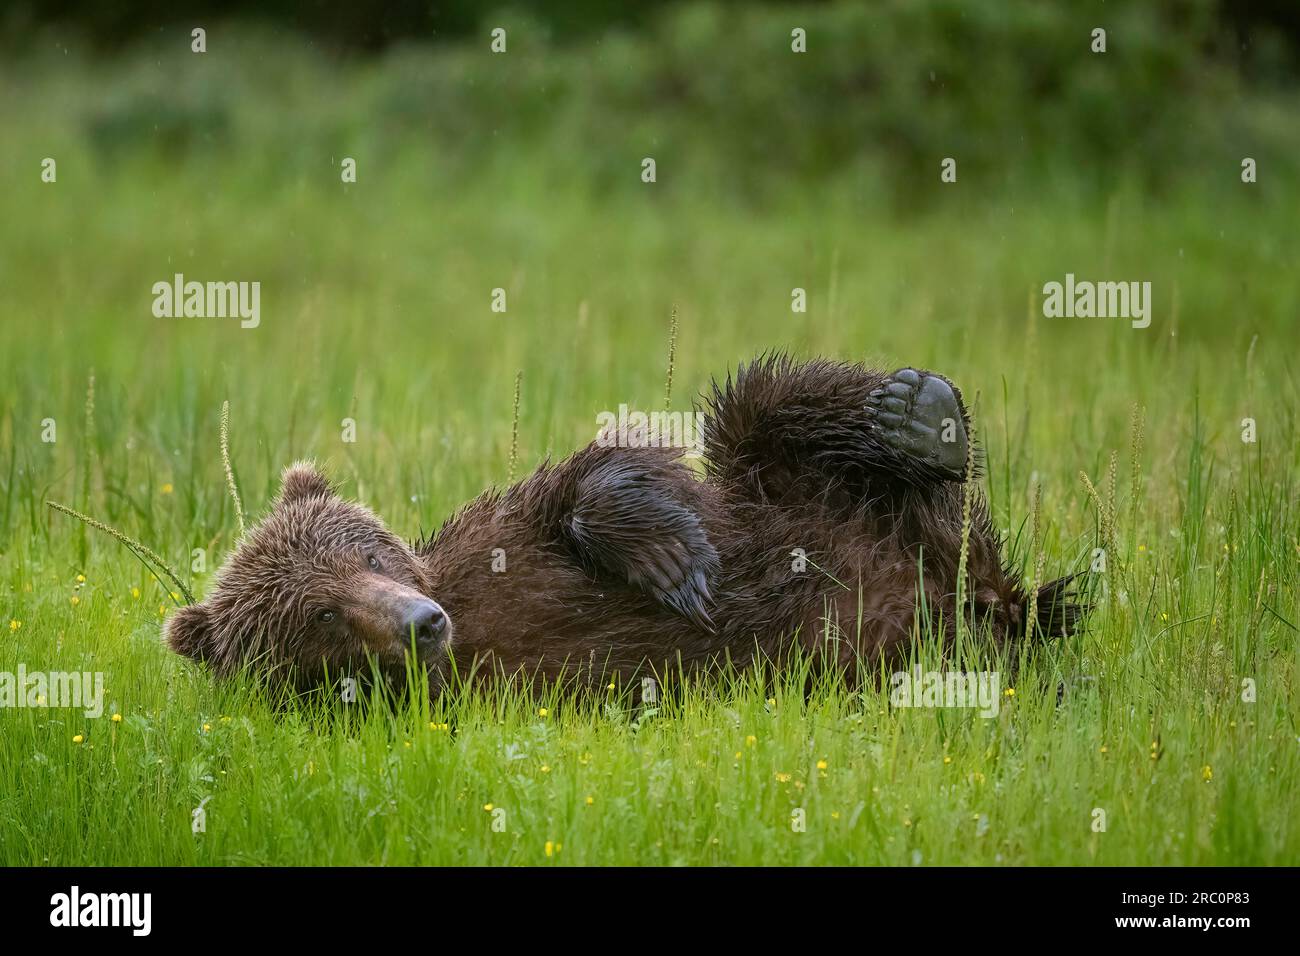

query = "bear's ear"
[[164, 602, 212, 663], [278, 461, 333, 504]]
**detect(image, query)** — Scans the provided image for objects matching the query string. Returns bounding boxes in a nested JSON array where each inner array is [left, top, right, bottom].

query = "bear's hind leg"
[[704, 355, 971, 501], [865, 368, 968, 480]]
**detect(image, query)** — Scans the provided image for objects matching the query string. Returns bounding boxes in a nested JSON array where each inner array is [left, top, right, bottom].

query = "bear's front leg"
[[557, 445, 720, 631]]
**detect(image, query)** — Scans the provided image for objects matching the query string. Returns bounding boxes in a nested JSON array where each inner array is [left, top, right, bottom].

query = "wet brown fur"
[[165, 355, 1084, 695]]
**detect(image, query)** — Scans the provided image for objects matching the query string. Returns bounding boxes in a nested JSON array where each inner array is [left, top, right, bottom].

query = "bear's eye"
[[318, 609, 335, 624], [367, 554, 381, 571]]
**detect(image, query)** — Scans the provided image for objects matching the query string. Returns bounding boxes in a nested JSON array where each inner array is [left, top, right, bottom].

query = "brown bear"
[[164, 355, 1083, 696]]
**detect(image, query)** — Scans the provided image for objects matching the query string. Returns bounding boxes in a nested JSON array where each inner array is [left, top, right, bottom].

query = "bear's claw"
[[865, 368, 968, 479]]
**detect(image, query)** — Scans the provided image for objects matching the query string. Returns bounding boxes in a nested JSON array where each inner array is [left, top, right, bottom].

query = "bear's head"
[[164, 461, 452, 694]]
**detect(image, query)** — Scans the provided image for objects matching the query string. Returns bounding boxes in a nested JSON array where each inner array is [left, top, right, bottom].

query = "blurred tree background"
[[3, 0, 1297, 209]]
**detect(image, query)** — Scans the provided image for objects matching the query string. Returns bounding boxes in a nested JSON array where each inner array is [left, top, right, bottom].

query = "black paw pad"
[[865, 368, 968, 477]]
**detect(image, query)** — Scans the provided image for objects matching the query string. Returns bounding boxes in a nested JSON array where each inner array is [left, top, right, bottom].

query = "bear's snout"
[[351, 575, 452, 657], [402, 599, 448, 648]]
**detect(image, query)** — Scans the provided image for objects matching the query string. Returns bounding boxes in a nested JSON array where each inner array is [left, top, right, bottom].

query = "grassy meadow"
[[1, 7, 1298, 865]]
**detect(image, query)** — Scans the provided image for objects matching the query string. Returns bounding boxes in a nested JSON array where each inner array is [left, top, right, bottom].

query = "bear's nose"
[[402, 600, 447, 647]]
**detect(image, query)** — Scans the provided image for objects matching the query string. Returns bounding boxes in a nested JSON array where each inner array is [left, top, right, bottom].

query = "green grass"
[[1, 22, 1298, 865]]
